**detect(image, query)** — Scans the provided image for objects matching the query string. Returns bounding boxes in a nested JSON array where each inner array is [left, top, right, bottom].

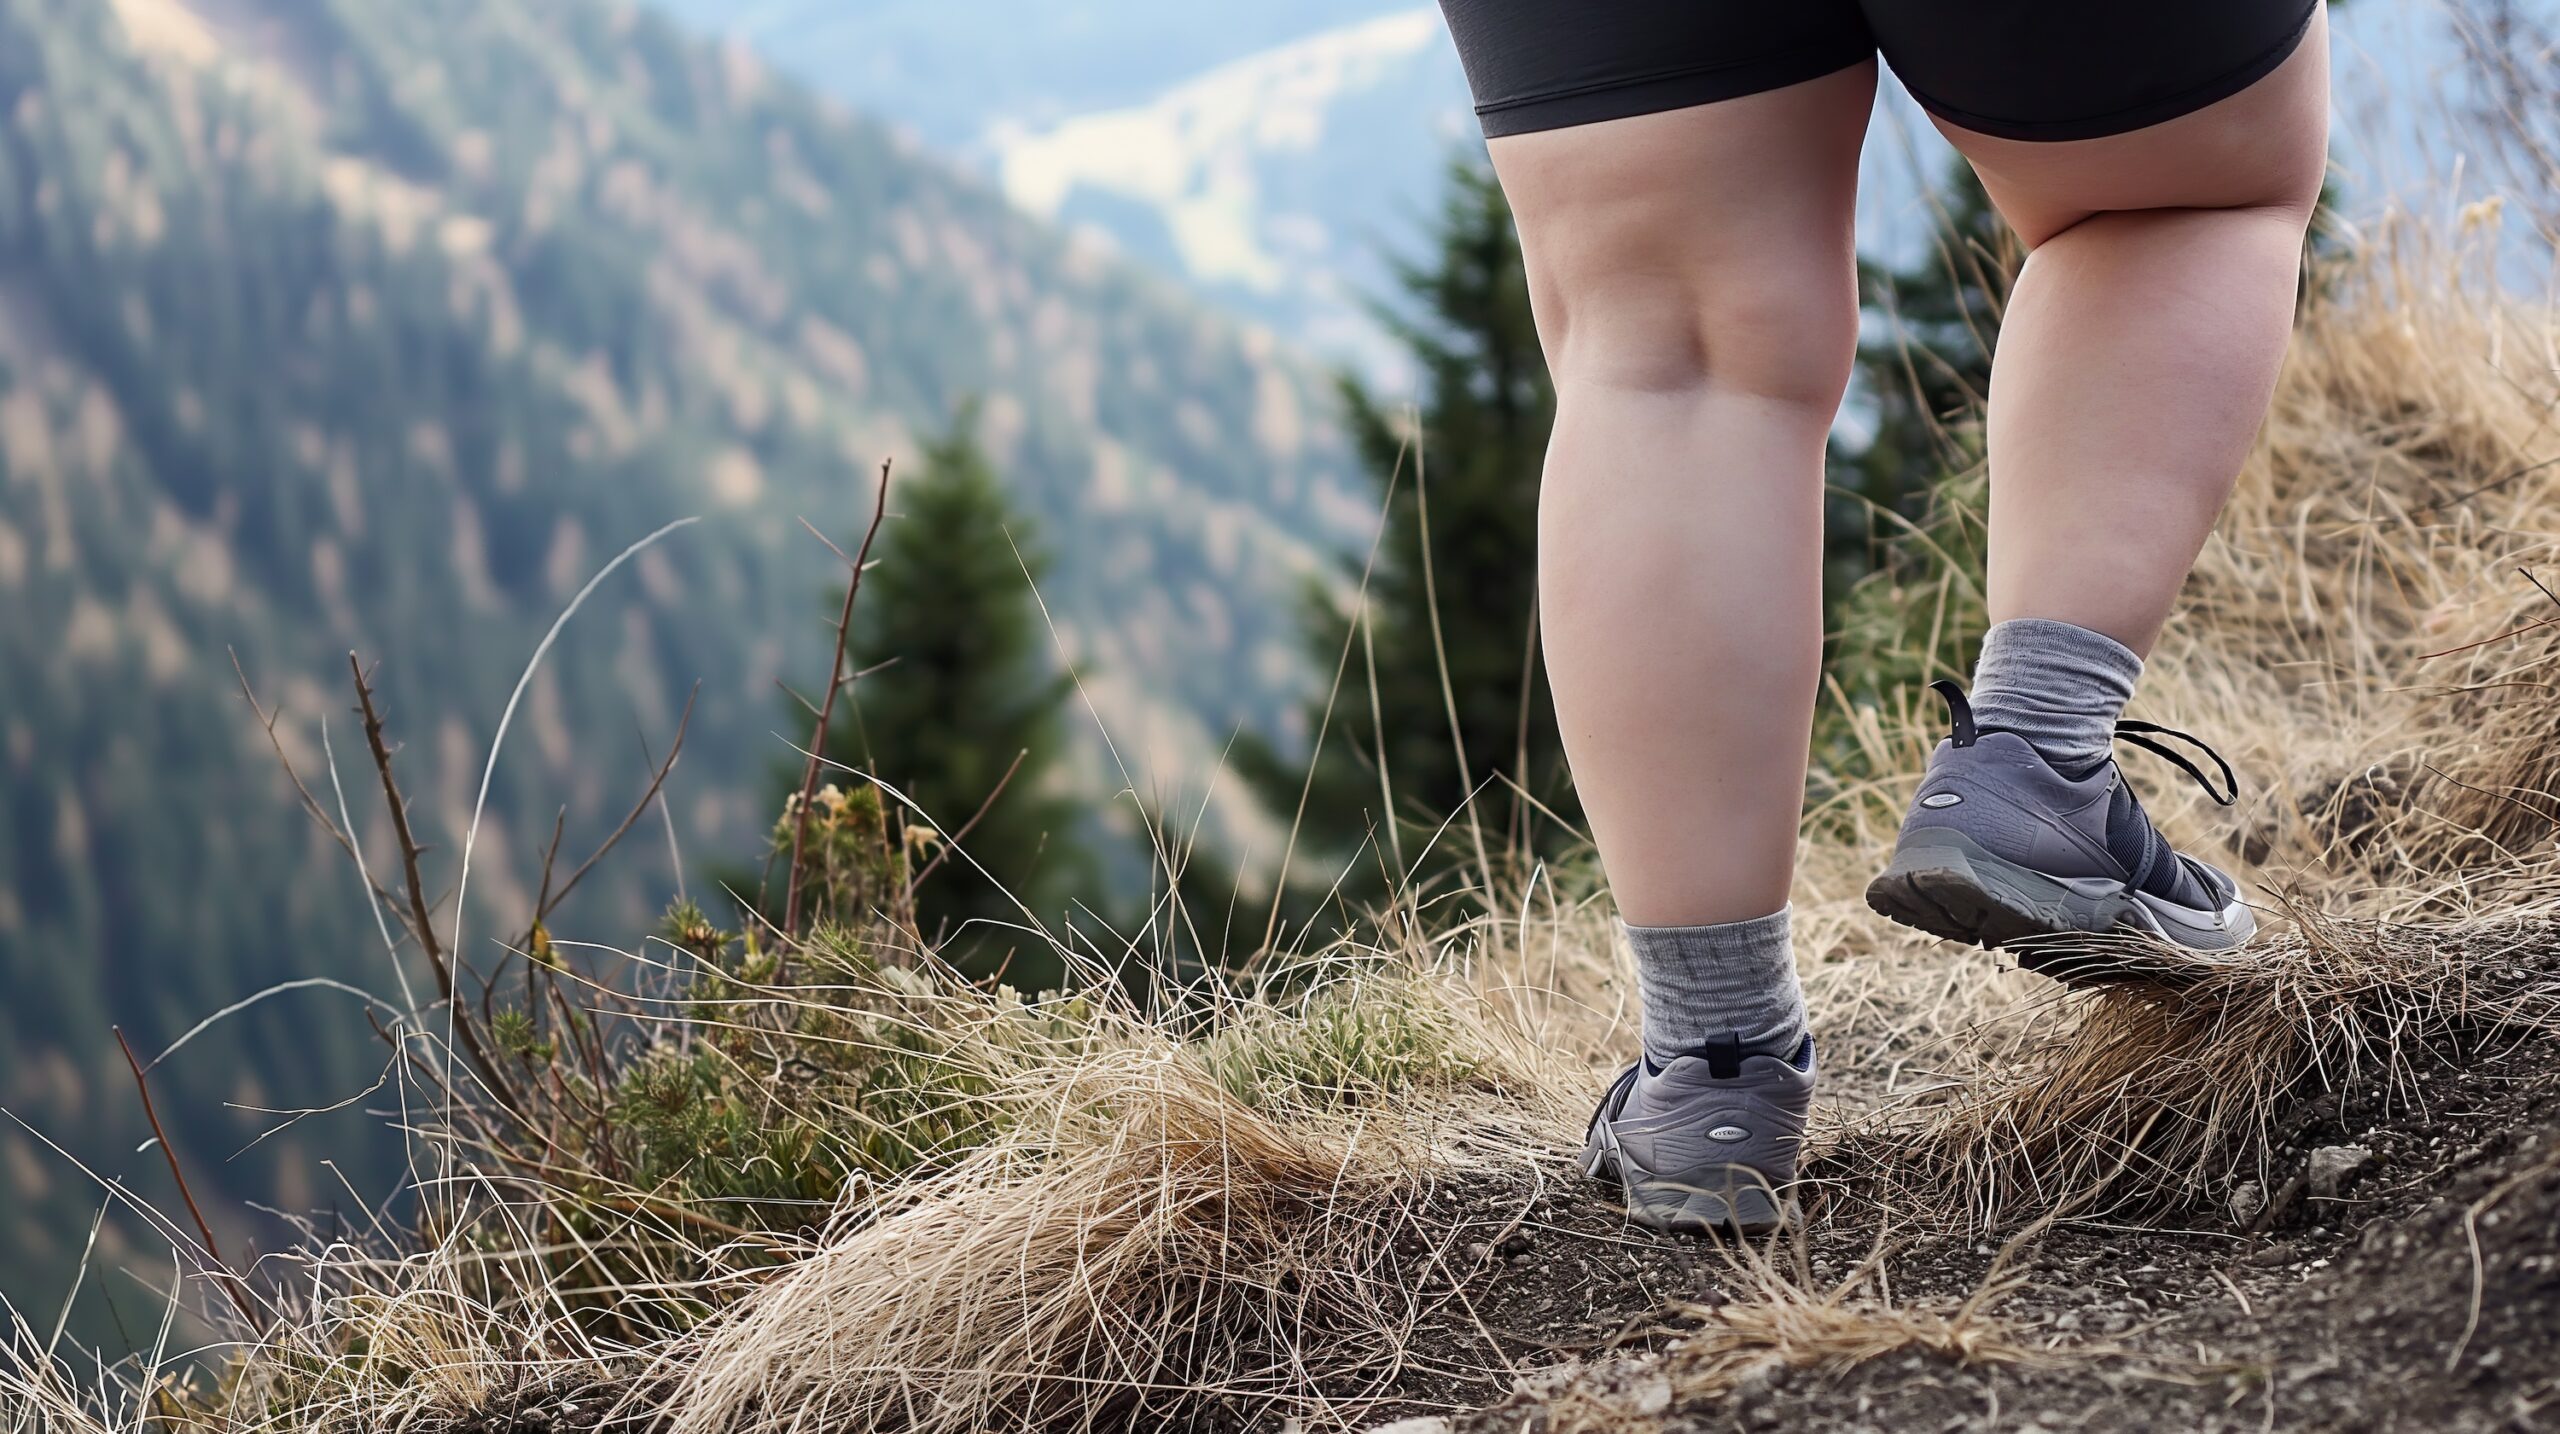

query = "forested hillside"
[[0, 0, 1355, 1320]]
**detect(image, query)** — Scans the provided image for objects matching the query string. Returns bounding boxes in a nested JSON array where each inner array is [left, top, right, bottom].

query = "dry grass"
[[1824, 909, 2560, 1233], [643, 955, 1580, 1434]]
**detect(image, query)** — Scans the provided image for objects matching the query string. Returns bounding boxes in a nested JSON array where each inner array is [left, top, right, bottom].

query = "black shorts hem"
[[1903, 0, 2319, 143], [1475, 42, 1873, 138]]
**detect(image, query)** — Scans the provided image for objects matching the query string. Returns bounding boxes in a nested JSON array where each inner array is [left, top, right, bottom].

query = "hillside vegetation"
[[9, 194, 2559, 1431], [0, 0, 1359, 1331]]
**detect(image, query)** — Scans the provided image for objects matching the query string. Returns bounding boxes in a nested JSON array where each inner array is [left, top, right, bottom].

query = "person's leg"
[[1946, 9, 2331, 660], [1487, 65, 1871, 1067], [1863, 11, 2328, 965], [1476, 68, 1871, 1230], [1494, 62, 1873, 930]]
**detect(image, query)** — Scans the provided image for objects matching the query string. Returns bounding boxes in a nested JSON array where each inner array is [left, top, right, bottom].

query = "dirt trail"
[[1369, 944, 2560, 1434]]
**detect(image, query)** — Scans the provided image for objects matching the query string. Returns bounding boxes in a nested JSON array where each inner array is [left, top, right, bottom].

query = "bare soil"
[[1414, 998, 2560, 1433]]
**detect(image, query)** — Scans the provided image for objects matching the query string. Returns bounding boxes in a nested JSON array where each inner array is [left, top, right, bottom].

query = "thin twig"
[[540, 684, 698, 922], [114, 1028, 257, 1325], [637, 719, 689, 905], [2415, 455, 2560, 514], [909, 747, 1028, 894], [350, 654, 518, 1113], [231, 650, 413, 938], [2414, 613, 2560, 661], [785, 457, 894, 937]]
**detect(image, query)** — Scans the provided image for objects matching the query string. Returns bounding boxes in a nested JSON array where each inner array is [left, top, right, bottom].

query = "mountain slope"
[[0, 0, 1356, 1323], [643, 0, 1407, 148], [990, 8, 1469, 378]]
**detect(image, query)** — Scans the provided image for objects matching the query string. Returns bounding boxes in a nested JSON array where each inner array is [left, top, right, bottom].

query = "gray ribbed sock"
[[1968, 618, 2143, 774], [1624, 906, 1805, 1068]]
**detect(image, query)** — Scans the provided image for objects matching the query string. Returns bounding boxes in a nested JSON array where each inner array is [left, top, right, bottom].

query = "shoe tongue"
[[2104, 783, 2214, 906]]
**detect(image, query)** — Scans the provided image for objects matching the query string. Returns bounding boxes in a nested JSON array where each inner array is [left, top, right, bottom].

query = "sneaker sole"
[[1865, 827, 2250, 985]]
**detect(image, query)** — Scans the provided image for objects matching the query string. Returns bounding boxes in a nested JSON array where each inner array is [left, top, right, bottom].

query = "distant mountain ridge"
[[0, 0, 1356, 1325], [644, 0, 1409, 148], [990, 8, 1466, 379], [648, 0, 1476, 378]]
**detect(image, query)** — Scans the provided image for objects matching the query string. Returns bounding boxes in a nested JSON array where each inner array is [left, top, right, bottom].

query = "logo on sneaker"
[[1921, 792, 1963, 808], [1707, 1125, 1750, 1142]]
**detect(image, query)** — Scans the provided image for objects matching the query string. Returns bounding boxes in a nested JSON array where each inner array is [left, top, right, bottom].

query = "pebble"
[[2309, 1144, 2374, 1199], [2231, 1181, 2267, 1226], [2248, 1240, 2300, 1268]]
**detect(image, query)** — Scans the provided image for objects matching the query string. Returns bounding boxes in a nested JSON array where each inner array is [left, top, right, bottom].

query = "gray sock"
[[1968, 617, 2143, 774], [1624, 906, 1806, 1068]]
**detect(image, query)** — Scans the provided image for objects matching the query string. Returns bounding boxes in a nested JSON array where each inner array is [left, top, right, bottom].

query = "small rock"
[[2248, 1240, 2299, 1268], [2230, 1181, 2267, 1226], [1625, 1372, 1673, 1416], [1369, 1420, 1453, 1434], [1729, 1362, 1778, 1402], [2309, 1145, 2374, 1199], [1464, 1242, 1491, 1264]]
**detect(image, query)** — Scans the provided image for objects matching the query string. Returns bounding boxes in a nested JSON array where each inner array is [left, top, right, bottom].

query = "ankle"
[[1624, 907, 1806, 1070], [1967, 617, 2142, 772]]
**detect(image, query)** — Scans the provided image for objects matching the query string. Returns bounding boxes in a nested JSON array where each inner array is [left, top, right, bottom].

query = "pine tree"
[[800, 406, 1084, 973], [1239, 155, 1566, 925]]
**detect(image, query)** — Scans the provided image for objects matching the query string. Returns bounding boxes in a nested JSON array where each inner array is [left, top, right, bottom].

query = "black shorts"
[[1440, 0, 2322, 141]]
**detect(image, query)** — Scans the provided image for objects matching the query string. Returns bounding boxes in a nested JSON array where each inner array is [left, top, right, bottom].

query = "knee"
[[1532, 262, 1859, 411]]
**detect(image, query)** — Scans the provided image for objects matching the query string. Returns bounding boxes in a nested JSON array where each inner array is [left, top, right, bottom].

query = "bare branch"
[[908, 747, 1028, 895], [349, 653, 521, 1114], [785, 456, 894, 937], [115, 1027, 258, 1325], [231, 649, 415, 941], [542, 683, 698, 921]]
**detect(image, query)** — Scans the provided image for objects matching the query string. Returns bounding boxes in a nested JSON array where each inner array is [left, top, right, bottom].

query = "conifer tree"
[[1240, 155, 1566, 920], [798, 407, 1084, 972]]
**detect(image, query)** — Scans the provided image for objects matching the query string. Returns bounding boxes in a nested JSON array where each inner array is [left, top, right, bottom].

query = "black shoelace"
[[1930, 678, 2239, 805], [2111, 719, 2238, 806]]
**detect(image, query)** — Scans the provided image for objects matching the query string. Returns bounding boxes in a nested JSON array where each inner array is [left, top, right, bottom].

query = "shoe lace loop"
[[2113, 720, 2239, 806], [1930, 678, 2239, 805]]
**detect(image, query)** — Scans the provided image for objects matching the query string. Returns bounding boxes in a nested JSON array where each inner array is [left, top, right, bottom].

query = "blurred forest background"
[[0, 0, 2521, 1351]]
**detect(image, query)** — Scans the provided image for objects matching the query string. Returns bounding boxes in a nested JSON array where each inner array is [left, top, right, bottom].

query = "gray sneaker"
[[1581, 1036, 1814, 1234], [1866, 680, 2254, 982]]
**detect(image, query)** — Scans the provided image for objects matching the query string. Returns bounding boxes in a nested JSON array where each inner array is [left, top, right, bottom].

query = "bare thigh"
[[1932, 6, 2330, 242], [1485, 61, 1876, 402]]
